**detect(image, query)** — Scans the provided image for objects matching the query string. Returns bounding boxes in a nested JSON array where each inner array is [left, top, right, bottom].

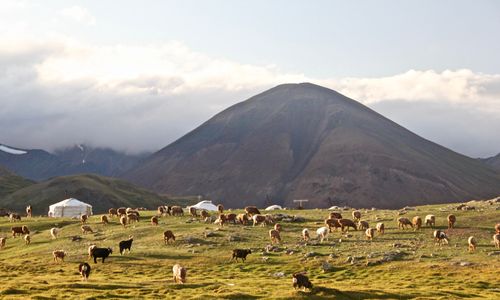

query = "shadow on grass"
[[305, 287, 416, 299]]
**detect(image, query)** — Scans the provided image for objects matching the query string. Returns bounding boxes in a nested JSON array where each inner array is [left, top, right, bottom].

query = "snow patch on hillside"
[[0, 145, 28, 155]]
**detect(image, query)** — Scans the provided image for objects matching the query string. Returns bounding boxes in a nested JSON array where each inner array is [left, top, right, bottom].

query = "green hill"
[[0, 166, 34, 198], [0, 174, 177, 215]]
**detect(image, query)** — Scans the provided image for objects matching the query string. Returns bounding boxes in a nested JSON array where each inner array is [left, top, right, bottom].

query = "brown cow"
[[338, 219, 357, 232], [245, 206, 261, 217], [101, 215, 109, 225], [447, 214, 456, 229], [164, 230, 176, 244], [412, 216, 422, 231], [398, 217, 413, 230], [151, 216, 159, 226]]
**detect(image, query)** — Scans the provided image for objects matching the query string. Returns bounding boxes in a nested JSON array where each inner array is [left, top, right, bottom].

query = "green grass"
[[0, 201, 499, 299]]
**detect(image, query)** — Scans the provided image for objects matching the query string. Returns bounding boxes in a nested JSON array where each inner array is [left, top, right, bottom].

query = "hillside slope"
[[125, 83, 500, 209], [0, 166, 34, 198], [481, 153, 500, 171]]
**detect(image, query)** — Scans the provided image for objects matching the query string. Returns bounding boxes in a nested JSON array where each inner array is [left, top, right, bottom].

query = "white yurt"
[[188, 200, 218, 211], [265, 205, 283, 211], [48, 198, 93, 218]]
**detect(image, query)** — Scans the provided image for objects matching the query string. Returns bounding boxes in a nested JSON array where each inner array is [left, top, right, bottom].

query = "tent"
[[188, 200, 218, 211], [265, 205, 283, 211], [48, 198, 93, 218]]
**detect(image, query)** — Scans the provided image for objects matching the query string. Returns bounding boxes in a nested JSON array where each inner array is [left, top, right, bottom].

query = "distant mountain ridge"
[[0, 144, 148, 181], [480, 153, 500, 172], [125, 83, 500, 209]]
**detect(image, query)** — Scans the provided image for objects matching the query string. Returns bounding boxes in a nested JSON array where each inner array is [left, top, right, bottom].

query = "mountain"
[[125, 83, 500, 209], [480, 153, 500, 171], [0, 166, 34, 198], [0, 174, 167, 215], [0, 144, 147, 181]]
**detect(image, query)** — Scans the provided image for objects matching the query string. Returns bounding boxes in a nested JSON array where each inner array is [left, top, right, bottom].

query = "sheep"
[[157, 206, 165, 216], [119, 237, 133, 255], [108, 208, 117, 217], [101, 215, 109, 225], [325, 218, 341, 232], [244, 206, 261, 217], [173, 264, 187, 284], [163, 230, 176, 245], [338, 219, 357, 232], [26, 205, 32, 218], [252, 214, 267, 226], [0, 237, 5, 249], [292, 273, 313, 291], [365, 228, 375, 240], [496, 223, 500, 234], [120, 215, 127, 227], [397, 217, 413, 230], [358, 220, 369, 231], [9, 213, 21, 222], [127, 213, 139, 223], [274, 223, 282, 232], [226, 213, 237, 224], [447, 214, 456, 229], [11, 226, 29, 237], [376, 222, 385, 235], [53, 250, 67, 262], [79, 262, 91, 281], [329, 212, 342, 219], [24, 234, 31, 245], [433, 230, 449, 245], [117, 207, 127, 216], [352, 210, 361, 221], [189, 207, 198, 217], [302, 228, 310, 242], [231, 249, 252, 262], [269, 229, 281, 244], [90, 247, 112, 263], [151, 216, 159, 226], [237, 213, 249, 225], [50, 228, 59, 239], [316, 226, 329, 243], [200, 210, 209, 219], [494, 234, 500, 249], [171, 206, 184, 216], [215, 214, 227, 227], [217, 204, 224, 214], [80, 214, 88, 224], [468, 236, 477, 252], [81, 225, 93, 234], [412, 216, 422, 231], [425, 214, 436, 228]]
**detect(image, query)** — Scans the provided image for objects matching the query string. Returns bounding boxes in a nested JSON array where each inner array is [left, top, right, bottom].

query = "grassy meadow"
[[0, 201, 499, 299]]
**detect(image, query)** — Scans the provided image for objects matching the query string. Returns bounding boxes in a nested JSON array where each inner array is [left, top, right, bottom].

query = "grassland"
[[0, 201, 499, 299]]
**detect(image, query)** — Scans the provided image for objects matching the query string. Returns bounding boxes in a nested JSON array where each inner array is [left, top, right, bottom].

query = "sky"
[[1, 0, 499, 157]]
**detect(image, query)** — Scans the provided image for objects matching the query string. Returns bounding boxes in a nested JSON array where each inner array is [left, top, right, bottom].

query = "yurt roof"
[[49, 198, 92, 209]]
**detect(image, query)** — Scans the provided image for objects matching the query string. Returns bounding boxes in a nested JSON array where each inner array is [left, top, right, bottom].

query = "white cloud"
[[60, 6, 96, 26]]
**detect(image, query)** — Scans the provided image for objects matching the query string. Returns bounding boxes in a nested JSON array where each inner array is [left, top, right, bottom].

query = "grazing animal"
[[90, 247, 112, 263], [172, 264, 187, 284], [24, 234, 31, 245], [79, 263, 91, 281], [274, 223, 282, 232], [226, 213, 237, 224], [495, 223, 500, 234], [0, 237, 5, 249], [11, 226, 29, 237], [358, 220, 369, 231], [151, 216, 159, 226], [117, 207, 127, 216], [120, 215, 127, 227], [329, 212, 342, 219], [447, 214, 456, 229], [157, 206, 165, 216], [171, 206, 184, 216], [338, 219, 357, 232], [397, 217, 413, 229], [26, 205, 32, 218], [101, 215, 109, 225], [81, 225, 93, 234], [325, 218, 341, 232], [165, 206, 172, 216], [244, 206, 261, 217], [9, 213, 21, 222], [215, 214, 227, 227], [88, 245, 97, 258], [252, 214, 268, 226], [200, 210, 209, 219], [237, 213, 249, 225], [316, 226, 329, 243], [302, 228, 310, 241], [376, 222, 385, 235], [412, 216, 422, 231], [50, 228, 59, 239], [494, 234, 500, 249], [53, 250, 67, 262], [365, 228, 375, 240], [127, 213, 139, 223], [468, 236, 477, 252], [292, 273, 313, 291], [108, 208, 117, 217], [269, 229, 281, 244], [352, 210, 361, 221], [433, 230, 449, 245], [217, 204, 224, 214], [119, 237, 133, 255], [163, 230, 176, 244], [80, 214, 88, 224], [425, 215, 436, 228], [231, 249, 252, 262], [189, 206, 198, 217]]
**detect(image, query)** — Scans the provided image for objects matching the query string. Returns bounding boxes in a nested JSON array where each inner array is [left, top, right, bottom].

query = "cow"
[[231, 249, 252, 262], [79, 262, 91, 281]]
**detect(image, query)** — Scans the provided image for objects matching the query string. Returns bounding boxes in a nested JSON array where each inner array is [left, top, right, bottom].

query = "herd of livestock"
[[1, 203, 500, 292]]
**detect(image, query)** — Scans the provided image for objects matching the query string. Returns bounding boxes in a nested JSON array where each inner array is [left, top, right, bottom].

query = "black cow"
[[90, 247, 113, 263], [119, 238, 133, 255], [231, 249, 252, 262]]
